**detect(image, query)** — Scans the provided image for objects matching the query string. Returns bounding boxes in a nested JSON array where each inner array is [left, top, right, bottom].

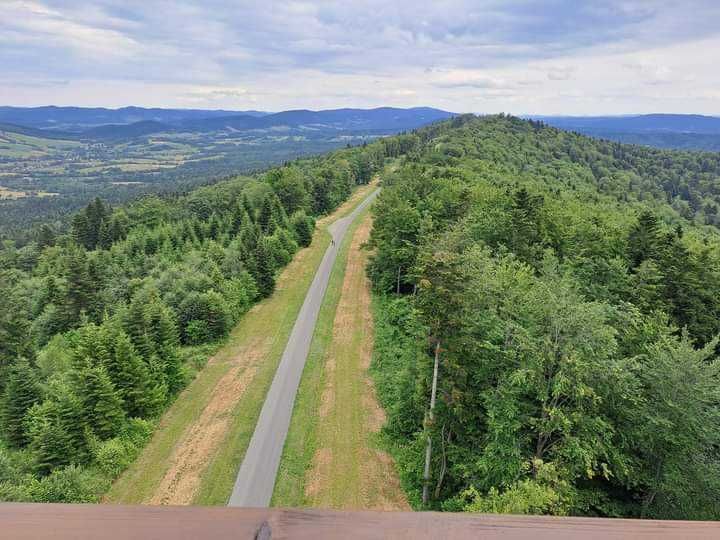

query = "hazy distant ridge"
[[0, 105, 454, 138]]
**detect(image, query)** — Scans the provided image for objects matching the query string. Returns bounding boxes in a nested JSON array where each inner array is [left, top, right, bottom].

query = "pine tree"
[[63, 247, 91, 325], [258, 196, 276, 234], [157, 308, 183, 395], [0, 289, 32, 372], [254, 238, 276, 297], [78, 366, 124, 440], [26, 401, 72, 476], [1, 358, 41, 447], [242, 194, 255, 222], [628, 211, 661, 268], [124, 292, 155, 360], [38, 224, 56, 248]]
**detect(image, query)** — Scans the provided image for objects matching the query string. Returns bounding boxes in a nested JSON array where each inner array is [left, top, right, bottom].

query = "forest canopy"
[[368, 115, 720, 520], [0, 137, 393, 502]]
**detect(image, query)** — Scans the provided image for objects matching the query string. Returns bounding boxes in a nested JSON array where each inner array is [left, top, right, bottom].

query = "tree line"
[[368, 115, 720, 519], [0, 138, 392, 502]]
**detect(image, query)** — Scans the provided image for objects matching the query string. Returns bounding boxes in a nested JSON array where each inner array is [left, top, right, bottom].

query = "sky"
[[1, 0, 720, 115]]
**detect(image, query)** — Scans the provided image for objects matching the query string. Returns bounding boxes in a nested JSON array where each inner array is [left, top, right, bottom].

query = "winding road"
[[228, 187, 380, 507]]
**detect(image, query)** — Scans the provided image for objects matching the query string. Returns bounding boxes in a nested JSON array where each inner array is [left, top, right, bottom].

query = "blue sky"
[[1, 0, 719, 114]]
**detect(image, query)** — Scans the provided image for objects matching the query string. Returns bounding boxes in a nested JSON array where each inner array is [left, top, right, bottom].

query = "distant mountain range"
[[529, 114, 720, 151], [3, 107, 719, 151], [532, 114, 720, 135], [0, 106, 267, 131], [0, 106, 455, 141]]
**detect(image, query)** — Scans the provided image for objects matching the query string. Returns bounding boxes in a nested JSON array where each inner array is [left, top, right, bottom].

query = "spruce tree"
[[258, 197, 276, 234], [63, 247, 91, 326], [38, 224, 56, 248], [111, 331, 163, 417], [254, 238, 276, 297], [55, 388, 87, 463], [124, 292, 154, 360], [628, 211, 661, 268], [78, 366, 124, 440], [242, 193, 255, 222], [27, 402, 72, 476], [1, 358, 41, 447], [156, 307, 183, 395], [0, 289, 32, 372]]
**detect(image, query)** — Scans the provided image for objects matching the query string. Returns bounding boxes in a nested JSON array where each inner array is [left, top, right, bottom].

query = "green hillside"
[[0, 137, 390, 502], [368, 115, 720, 519]]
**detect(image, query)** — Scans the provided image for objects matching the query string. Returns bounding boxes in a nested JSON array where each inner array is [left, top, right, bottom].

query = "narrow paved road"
[[228, 187, 380, 507]]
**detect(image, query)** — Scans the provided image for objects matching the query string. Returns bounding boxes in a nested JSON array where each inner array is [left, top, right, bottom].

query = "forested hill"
[[534, 114, 720, 151], [0, 134, 414, 502], [368, 115, 720, 519]]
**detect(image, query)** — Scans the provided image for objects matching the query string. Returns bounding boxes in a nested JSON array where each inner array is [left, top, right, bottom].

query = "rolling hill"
[[532, 114, 720, 150]]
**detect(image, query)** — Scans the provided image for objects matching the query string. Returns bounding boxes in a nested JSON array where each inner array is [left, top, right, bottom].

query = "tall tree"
[[1, 358, 41, 447]]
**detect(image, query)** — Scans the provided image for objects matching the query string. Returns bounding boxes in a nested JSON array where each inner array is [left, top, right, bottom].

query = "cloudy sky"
[[1, 0, 719, 114]]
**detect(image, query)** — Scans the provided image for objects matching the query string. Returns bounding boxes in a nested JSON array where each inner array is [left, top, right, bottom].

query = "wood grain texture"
[[1, 505, 719, 539]]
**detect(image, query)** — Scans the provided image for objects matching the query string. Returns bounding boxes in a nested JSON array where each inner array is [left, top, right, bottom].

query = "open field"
[[106, 181, 379, 506], [272, 212, 408, 510], [0, 125, 373, 238]]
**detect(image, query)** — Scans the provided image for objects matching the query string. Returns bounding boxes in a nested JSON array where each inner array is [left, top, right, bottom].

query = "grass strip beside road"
[[272, 210, 408, 510], [270, 208, 366, 507], [106, 181, 377, 505]]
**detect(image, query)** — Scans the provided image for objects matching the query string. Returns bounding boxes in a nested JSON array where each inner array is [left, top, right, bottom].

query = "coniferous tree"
[[628, 211, 661, 268], [54, 388, 87, 463], [241, 194, 255, 222], [1, 358, 41, 447], [109, 331, 161, 417], [124, 292, 154, 360], [27, 401, 72, 476], [258, 196, 276, 234], [37, 224, 56, 248], [0, 287, 32, 372], [62, 247, 91, 326], [254, 238, 275, 298], [291, 211, 314, 247], [77, 365, 124, 440], [147, 301, 183, 394]]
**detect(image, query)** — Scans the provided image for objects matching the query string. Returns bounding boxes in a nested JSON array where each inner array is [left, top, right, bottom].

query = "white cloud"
[[0, 1, 719, 114]]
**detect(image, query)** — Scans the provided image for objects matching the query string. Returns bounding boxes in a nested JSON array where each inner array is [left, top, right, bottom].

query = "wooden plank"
[[0, 504, 718, 539]]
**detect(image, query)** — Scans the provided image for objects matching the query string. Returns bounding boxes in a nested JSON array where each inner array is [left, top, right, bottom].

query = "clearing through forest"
[[107, 180, 379, 506], [273, 212, 408, 510]]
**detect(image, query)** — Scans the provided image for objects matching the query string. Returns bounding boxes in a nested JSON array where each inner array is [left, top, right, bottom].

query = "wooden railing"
[[1, 504, 718, 539]]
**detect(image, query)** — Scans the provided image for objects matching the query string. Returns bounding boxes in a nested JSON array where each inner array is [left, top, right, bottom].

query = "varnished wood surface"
[[1, 504, 719, 539]]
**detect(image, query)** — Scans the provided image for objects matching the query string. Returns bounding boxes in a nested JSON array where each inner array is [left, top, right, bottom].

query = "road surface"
[[228, 187, 381, 507]]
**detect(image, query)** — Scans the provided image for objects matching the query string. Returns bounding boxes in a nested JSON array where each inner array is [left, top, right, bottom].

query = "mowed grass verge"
[[106, 181, 378, 505], [272, 210, 407, 509], [270, 209, 367, 507]]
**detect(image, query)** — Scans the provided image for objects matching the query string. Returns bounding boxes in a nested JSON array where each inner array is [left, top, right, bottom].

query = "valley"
[[0, 106, 453, 240]]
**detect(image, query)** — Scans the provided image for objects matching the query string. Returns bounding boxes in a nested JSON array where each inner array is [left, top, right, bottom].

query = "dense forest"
[[368, 115, 720, 519], [0, 136, 404, 502]]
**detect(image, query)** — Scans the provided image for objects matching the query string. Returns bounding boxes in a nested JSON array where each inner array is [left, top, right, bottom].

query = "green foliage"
[[462, 460, 573, 515], [254, 238, 276, 298], [0, 122, 402, 501], [291, 211, 315, 248], [1, 359, 41, 448], [368, 115, 720, 519], [178, 291, 231, 343], [27, 465, 110, 503]]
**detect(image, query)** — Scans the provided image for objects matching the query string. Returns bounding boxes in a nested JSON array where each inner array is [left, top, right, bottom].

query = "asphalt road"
[[228, 187, 381, 507]]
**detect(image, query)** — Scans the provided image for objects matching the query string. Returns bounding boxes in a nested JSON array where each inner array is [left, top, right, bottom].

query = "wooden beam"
[[0, 504, 718, 539]]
